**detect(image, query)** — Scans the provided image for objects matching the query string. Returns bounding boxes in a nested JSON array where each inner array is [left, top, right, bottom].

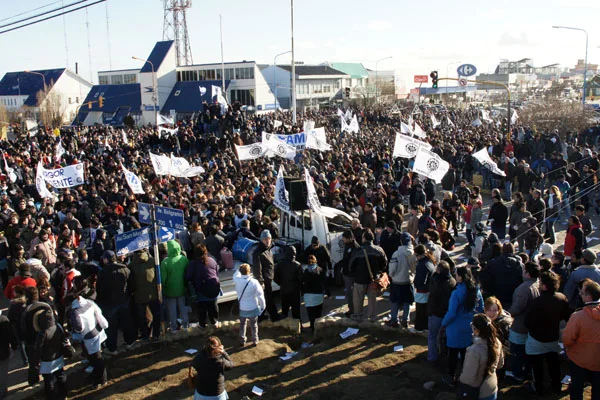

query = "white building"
[[0, 68, 93, 123]]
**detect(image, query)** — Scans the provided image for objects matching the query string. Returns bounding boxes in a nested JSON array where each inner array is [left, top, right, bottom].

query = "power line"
[[0, 0, 93, 30], [0, 0, 64, 23], [0, 0, 106, 36]]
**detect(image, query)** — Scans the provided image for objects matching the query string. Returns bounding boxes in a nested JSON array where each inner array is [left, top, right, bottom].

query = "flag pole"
[[220, 15, 226, 101]]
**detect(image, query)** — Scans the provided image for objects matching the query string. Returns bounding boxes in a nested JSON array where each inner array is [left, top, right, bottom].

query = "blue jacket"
[[441, 282, 484, 348]]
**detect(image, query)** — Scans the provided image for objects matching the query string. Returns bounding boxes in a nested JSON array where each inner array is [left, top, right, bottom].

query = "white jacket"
[[388, 244, 416, 284], [70, 297, 109, 354], [233, 270, 266, 312]]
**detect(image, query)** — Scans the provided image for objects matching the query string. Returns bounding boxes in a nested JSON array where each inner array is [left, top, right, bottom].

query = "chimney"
[[75, 62, 79, 74]]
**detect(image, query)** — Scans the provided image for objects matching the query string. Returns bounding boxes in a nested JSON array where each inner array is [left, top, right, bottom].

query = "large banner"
[[413, 147, 449, 184], [393, 133, 432, 159], [273, 165, 291, 212], [41, 163, 85, 188], [36, 161, 54, 199]]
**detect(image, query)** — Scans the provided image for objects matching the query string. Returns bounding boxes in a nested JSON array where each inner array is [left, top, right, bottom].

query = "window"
[[314, 82, 322, 94], [123, 74, 137, 84], [68, 97, 72, 104], [99, 76, 109, 85], [225, 68, 234, 80], [323, 85, 331, 93], [111, 75, 123, 85], [75, 97, 79, 103], [230, 89, 255, 106], [334, 80, 340, 89]]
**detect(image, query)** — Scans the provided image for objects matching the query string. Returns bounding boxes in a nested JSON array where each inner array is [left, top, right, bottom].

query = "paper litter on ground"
[[189, 322, 199, 328], [340, 327, 359, 339], [561, 375, 571, 384], [301, 342, 314, 349], [383, 292, 390, 297], [185, 349, 198, 355], [393, 345, 404, 352], [252, 386, 264, 396], [335, 296, 345, 300], [279, 351, 298, 361]]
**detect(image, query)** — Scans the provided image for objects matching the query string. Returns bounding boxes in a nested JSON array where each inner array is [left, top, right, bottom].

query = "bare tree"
[[35, 80, 67, 128], [0, 105, 7, 125], [520, 100, 597, 135]]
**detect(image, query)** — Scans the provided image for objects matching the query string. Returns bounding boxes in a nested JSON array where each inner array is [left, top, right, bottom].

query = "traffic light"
[[345, 87, 351, 98], [430, 71, 438, 89], [98, 96, 104, 108]]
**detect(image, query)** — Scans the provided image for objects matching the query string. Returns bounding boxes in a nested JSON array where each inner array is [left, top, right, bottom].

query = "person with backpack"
[[472, 222, 489, 261], [186, 244, 221, 329], [233, 263, 265, 346]]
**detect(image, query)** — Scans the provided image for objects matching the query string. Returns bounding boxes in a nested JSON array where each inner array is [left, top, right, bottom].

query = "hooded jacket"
[[388, 244, 416, 285], [564, 223, 585, 257], [96, 261, 131, 308], [564, 264, 600, 308], [274, 247, 303, 294], [563, 301, 600, 371], [427, 271, 457, 318], [160, 240, 189, 298], [480, 255, 524, 307], [129, 251, 158, 304]]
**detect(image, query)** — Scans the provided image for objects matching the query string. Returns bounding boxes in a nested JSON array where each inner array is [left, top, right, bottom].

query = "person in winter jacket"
[[4, 264, 36, 299], [564, 249, 600, 309], [510, 200, 531, 251], [29, 230, 57, 271], [405, 206, 421, 239], [485, 296, 513, 355], [96, 251, 136, 353], [234, 264, 265, 346], [0, 307, 18, 398], [252, 230, 280, 322], [418, 207, 436, 237], [25, 258, 50, 282], [413, 244, 435, 332], [543, 186, 561, 244], [68, 276, 108, 388], [524, 217, 544, 258], [386, 233, 416, 328], [564, 216, 585, 261], [186, 244, 221, 328], [60, 259, 80, 305], [128, 249, 160, 341], [379, 221, 402, 261], [525, 271, 571, 395], [471, 222, 488, 261], [160, 240, 190, 331], [487, 195, 508, 240], [480, 243, 523, 308], [563, 280, 600, 400], [360, 202, 377, 231], [190, 336, 234, 399], [528, 189, 546, 229], [303, 236, 333, 277], [458, 313, 504, 400], [441, 267, 484, 384], [337, 230, 360, 317], [302, 255, 327, 334], [274, 246, 303, 319], [507, 262, 540, 381], [427, 261, 456, 363]]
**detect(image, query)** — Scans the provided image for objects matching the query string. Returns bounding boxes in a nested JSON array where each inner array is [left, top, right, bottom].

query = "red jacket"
[[564, 223, 584, 257], [4, 275, 37, 299]]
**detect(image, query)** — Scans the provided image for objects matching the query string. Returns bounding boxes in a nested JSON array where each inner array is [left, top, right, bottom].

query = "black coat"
[[96, 262, 131, 308], [480, 255, 523, 306], [338, 240, 360, 276], [379, 229, 402, 261], [427, 272, 457, 318], [303, 244, 332, 271], [302, 265, 326, 295], [252, 242, 274, 283], [192, 350, 234, 396], [0, 315, 18, 360], [274, 248, 303, 294], [488, 202, 508, 229], [348, 243, 387, 285]]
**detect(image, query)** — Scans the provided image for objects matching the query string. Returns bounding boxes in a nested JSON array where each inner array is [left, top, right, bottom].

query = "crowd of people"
[[0, 101, 598, 399]]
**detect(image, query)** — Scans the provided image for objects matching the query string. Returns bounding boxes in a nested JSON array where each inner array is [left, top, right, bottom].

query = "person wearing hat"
[[4, 264, 37, 300], [20, 287, 52, 385], [387, 233, 416, 329], [160, 240, 190, 332], [516, 162, 540, 196], [68, 276, 108, 388], [252, 230, 281, 322], [564, 249, 600, 309], [303, 236, 333, 280], [96, 250, 137, 354]]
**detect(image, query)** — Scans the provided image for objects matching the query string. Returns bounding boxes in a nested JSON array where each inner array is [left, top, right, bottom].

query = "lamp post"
[[24, 70, 47, 121], [132, 56, 158, 124], [290, 0, 297, 124], [375, 56, 393, 102], [553, 25, 588, 105], [274, 50, 292, 113]]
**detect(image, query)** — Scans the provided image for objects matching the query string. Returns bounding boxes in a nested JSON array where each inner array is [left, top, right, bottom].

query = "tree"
[[519, 100, 597, 135], [35, 80, 67, 128]]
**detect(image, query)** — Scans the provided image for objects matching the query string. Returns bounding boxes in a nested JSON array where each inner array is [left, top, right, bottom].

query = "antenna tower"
[[162, 0, 193, 66]]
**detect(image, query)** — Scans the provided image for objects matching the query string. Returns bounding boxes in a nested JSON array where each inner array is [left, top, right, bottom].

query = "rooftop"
[[278, 65, 348, 77], [140, 40, 174, 73], [0, 68, 65, 106]]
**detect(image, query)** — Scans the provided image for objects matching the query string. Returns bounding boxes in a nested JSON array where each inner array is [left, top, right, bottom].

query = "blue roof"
[[162, 80, 230, 113], [140, 41, 174, 73], [73, 83, 141, 124], [419, 86, 477, 95], [0, 68, 65, 106]]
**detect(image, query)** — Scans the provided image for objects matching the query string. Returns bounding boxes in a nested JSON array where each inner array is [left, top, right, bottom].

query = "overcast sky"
[[1, 0, 599, 92]]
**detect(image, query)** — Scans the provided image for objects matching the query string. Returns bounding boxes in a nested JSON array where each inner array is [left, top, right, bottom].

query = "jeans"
[[239, 316, 258, 344], [509, 341, 527, 379], [529, 352, 561, 395], [448, 347, 467, 378], [262, 279, 280, 321], [427, 315, 443, 362], [415, 302, 428, 331], [135, 300, 161, 339], [104, 302, 136, 351], [42, 368, 67, 400], [545, 220, 556, 243], [504, 180, 513, 201], [390, 302, 411, 324], [560, 197, 571, 221], [280, 290, 301, 319], [343, 275, 355, 315], [353, 283, 378, 321], [306, 304, 323, 333], [570, 360, 600, 400], [25, 343, 40, 385], [88, 351, 106, 385], [165, 296, 189, 331], [196, 300, 219, 327]]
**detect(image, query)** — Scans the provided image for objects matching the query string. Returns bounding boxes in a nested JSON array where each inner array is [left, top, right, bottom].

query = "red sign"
[[414, 75, 428, 83]]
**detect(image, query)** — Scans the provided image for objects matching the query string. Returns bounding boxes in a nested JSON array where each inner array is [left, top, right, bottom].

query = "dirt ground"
[[32, 326, 589, 400]]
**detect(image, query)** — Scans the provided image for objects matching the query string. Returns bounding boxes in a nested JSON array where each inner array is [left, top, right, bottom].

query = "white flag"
[[431, 114, 441, 128], [393, 133, 432, 159], [273, 120, 283, 128], [273, 165, 290, 212], [157, 114, 174, 126], [26, 120, 38, 137], [149, 152, 172, 175], [212, 85, 227, 106], [348, 115, 360, 133], [159, 127, 178, 138], [412, 123, 427, 139], [36, 161, 54, 199], [510, 109, 519, 125], [121, 129, 128, 144], [176, 166, 206, 177], [303, 120, 315, 134], [55, 141, 66, 161], [121, 164, 145, 194], [304, 168, 325, 215], [263, 135, 296, 160], [170, 155, 191, 176], [408, 115, 414, 127], [235, 143, 266, 161], [472, 148, 506, 177], [446, 116, 455, 127], [340, 116, 350, 133], [413, 147, 450, 184], [2, 153, 16, 183], [481, 110, 493, 123], [400, 121, 413, 135], [40, 163, 85, 188], [344, 109, 352, 121], [471, 118, 483, 127], [305, 127, 331, 151], [336, 108, 343, 117]]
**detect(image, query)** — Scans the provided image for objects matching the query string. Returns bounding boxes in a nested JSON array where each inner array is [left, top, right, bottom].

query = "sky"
[[1, 0, 599, 93]]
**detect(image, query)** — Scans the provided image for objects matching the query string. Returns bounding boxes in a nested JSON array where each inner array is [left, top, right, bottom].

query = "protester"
[[274, 246, 303, 320], [302, 254, 326, 334], [190, 336, 234, 400], [233, 263, 265, 346], [252, 230, 281, 322], [387, 232, 416, 328], [160, 240, 190, 331], [427, 260, 456, 364], [129, 249, 160, 341], [4, 264, 37, 299], [0, 307, 18, 399], [337, 230, 360, 318], [187, 244, 221, 328], [413, 244, 435, 333]]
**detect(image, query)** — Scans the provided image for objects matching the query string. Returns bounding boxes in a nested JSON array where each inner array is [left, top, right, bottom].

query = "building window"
[[225, 68, 234, 80], [99, 76, 109, 85], [323, 85, 331, 93], [111, 75, 123, 85], [123, 74, 137, 84], [230, 89, 255, 106], [68, 97, 72, 104], [76, 97, 79, 103]]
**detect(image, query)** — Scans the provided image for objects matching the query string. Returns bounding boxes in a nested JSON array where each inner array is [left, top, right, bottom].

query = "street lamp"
[[446, 61, 462, 95], [132, 56, 158, 124], [375, 56, 393, 101], [553, 25, 588, 105], [290, 0, 297, 124], [274, 50, 292, 113], [24, 70, 47, 91]]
